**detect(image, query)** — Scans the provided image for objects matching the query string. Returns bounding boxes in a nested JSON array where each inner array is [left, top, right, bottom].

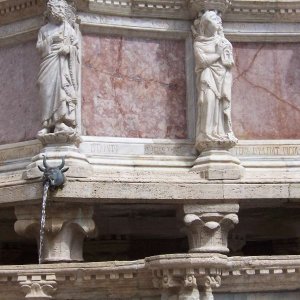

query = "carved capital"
[[199, 275, 221, 300], [188, 0, 231, 18], [18, 274, 57, 300], [15, 204, 96, 263], [181, 204, 239, 253], [153, 269, 200, 300]]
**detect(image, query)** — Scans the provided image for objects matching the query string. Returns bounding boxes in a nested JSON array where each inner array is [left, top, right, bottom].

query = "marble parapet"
[[0, 254, 300, 299]]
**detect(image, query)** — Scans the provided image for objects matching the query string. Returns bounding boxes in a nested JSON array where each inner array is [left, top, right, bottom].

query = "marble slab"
[[232, 42, 300, 140], [81, 34, 187, 139], [0, 41, 41, 145]]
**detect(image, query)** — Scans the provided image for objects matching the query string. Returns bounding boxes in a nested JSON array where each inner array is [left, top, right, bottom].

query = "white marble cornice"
[[2, 0, 300, 23]]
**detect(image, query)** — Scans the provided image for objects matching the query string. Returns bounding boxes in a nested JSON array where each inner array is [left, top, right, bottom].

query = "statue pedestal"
[[23, 132, 92, 179], [191, 149, 243, 180]]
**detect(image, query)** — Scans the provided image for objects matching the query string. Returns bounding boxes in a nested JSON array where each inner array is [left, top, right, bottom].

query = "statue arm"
[[36, 30, 51, 55], [194, 45, 220, 68]]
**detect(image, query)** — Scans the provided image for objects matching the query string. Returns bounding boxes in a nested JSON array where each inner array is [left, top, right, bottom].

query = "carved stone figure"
[[193, 10, 237, 151], [37, 0, 80, 138]]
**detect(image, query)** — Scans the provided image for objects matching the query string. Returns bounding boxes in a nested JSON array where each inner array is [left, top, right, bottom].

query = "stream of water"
[[39, 181, 50, 264]]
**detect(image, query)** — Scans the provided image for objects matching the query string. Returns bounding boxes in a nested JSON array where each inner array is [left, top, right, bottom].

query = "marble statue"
[[36, 0, 80, 137], [193, 10, 237, 151]]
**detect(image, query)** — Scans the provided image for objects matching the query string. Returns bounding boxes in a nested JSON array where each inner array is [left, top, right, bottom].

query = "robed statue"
[[37, 0, 80, 138], [192, 10, 237, 151]]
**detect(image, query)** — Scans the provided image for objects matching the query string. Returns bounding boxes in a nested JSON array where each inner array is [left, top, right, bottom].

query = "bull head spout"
[[38, 156, 69, 189]]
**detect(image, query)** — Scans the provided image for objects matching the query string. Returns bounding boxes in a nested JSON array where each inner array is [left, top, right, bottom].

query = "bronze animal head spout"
[[38, 156, 69, 188]]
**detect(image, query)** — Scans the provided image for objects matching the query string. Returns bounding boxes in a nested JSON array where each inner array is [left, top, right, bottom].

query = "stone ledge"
[[0, 254, 299, 297], [0, 179, 299, 206]]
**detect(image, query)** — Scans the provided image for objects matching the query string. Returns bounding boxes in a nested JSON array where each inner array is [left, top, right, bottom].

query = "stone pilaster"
[[14, 204, 96, 263], [181, 204, 239, 253], [18, 274, 57, 300]]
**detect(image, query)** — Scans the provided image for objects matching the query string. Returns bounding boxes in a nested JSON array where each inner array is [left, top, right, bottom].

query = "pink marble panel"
[[232, 43, 300, 139], [82, 35, 187, 139], [0, 41, 41, 145]]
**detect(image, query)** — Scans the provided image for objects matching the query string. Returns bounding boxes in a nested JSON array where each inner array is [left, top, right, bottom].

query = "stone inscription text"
[[90, 143, 119, 154], [231, 145, 300, 156]]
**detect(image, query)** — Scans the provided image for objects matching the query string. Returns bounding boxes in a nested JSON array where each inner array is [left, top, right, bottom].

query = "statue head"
[[195, 10, 223, 37], [47, 0, 67, 23]]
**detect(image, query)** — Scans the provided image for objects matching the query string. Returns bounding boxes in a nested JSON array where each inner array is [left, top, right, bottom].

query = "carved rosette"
[[181, 205, 239, 254], [18, 274, 57, 300], [15, 204, 96, 263]]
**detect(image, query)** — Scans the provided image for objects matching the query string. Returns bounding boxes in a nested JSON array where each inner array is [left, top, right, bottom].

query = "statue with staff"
[[36, 0, 80, 138]]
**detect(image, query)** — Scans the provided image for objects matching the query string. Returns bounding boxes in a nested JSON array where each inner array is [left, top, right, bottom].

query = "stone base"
[[191, 150, 244, 180], [23, 144, 93, 179]]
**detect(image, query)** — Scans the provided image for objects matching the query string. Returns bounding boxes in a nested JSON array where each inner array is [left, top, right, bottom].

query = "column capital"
[[18, 274, 57, 300], [188, 0, 232, 18], [15, 204, 96, 263], [180, 204, 239, 253]]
